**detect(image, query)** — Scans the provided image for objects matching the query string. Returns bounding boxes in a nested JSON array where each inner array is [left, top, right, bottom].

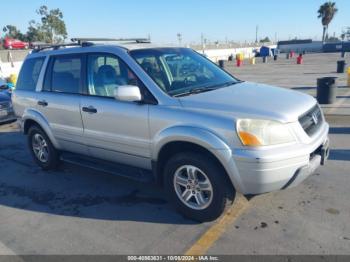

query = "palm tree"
[[318, 2, 338, 42]]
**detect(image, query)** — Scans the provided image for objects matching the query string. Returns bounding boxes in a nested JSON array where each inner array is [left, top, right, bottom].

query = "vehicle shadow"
[[336, 95, 350, 99], [291, 86, 349, 91], [291, 86, 315, 90], [328, 149, 350, 161], [0, 131, 197, 225], [329, 127, 350, 134], [303, 72, 336, 75], [0, 119, 17, 127]]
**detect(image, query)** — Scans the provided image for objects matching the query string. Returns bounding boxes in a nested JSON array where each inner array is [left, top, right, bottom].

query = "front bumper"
[[0, 108, 17, 124], [226, 122, 329, 195]]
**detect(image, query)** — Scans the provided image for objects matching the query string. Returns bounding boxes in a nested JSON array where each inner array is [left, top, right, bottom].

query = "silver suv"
[[13, 39, 329, 221]]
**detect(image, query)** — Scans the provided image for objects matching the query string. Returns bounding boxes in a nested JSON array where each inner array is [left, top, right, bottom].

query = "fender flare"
[[152, 125, 231, 160], [152, 125, 245, 192], [22, 109, 61, 149]]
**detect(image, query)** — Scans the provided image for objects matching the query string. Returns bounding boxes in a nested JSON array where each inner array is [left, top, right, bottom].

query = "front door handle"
[[37, 100, 48, 107], [82, 106, 97, 114]]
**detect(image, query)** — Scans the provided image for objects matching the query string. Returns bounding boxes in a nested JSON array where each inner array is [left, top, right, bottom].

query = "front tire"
[[164, 152, 235, 222], [27, 125, 60, 170]]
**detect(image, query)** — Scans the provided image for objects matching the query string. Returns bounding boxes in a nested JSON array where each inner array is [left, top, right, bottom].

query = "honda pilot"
[[12, 39, 329, 221]]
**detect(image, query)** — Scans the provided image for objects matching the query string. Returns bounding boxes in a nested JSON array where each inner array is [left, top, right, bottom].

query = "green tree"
[[259, 36, 271, 43], [26, 20, 48, 43], [327, 36, 339, 42], [317, 2, 338, 42], [36, 5, 67, 43], [2, 25, 25, 40], [341, 27, 350, 41]]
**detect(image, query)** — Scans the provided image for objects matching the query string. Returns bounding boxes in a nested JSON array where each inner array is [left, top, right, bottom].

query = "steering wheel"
[[184, 74, 197, 85], [188, 63, 198, 72]]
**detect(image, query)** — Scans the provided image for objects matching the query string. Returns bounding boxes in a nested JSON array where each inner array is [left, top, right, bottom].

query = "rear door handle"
[[82, 106, 97, 114], [37, 100, 48, 107]]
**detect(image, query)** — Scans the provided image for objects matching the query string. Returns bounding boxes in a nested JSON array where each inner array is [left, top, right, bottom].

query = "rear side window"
[[16, 57, 45, 91], [44, 55, 82, 94]]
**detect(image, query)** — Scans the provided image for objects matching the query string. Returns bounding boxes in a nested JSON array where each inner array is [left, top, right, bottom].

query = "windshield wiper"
[[173, 86, 218, 97], [221, 80, 243, 87], [173, 80, 242, 97]]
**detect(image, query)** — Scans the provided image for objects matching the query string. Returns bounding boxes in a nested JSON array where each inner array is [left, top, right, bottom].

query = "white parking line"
[[0, 241, 16, 255]]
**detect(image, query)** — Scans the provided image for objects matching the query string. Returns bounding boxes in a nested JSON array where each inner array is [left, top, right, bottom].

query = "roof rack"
[[32, 43, 81, 53], [71, 37, 151, 45], [31, 37, 151, 53]]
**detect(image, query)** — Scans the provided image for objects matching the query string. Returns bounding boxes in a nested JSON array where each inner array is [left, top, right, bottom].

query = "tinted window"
[[51, 56, 82, 93], [87, 54, 140, 97], [16, 57, 45, 91]]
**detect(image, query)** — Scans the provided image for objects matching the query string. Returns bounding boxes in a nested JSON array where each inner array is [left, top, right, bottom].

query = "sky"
[[1, 0, 349, 44]]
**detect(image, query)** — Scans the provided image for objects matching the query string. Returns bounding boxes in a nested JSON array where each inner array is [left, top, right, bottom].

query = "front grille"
[[298, 105, 323, 136]]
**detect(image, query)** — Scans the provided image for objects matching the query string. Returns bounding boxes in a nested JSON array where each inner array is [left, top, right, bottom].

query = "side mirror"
[[114, 85, 142, 102]]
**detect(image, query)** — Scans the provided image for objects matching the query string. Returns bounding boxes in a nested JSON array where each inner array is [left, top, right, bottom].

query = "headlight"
[[236, 119, 295, 147]]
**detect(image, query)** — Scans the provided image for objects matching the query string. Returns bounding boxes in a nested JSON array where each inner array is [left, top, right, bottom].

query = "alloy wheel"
[[173, 165, 213, 210], [32, 133, 49, 163]]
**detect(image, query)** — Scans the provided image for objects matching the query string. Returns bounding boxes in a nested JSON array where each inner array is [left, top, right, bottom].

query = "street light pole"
[[177, 33, 182, 46], [201, 33, 205, 52]]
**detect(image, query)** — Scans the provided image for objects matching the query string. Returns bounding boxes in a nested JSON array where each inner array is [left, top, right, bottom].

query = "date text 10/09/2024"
[[127, 255, 219, 261]]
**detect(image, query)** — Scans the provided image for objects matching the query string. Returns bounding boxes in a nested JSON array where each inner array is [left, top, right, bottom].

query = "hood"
[[178, 82, 316, 123]]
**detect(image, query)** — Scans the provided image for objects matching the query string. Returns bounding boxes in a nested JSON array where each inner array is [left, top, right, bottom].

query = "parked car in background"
[[30, 41, 48, 50], [3, 37, 29, 50], [0, 83, 14, 96], [0, 92, 16, 124], [0, 77, 14, 96], [12, 39, 329, 221]]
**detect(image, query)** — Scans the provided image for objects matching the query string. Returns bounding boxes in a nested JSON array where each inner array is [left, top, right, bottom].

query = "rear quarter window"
[[46, 55, 82, 94], [16, 57, 45, 91]]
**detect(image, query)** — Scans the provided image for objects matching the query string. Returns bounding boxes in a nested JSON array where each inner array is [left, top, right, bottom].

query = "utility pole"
[[255, 25, 258, 43], [201, 33, 205, 52], [177, 33, 182, 46]]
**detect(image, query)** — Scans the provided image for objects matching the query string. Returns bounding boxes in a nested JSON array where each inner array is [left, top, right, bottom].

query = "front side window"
[[50, 55, 82, 94], [16, 57, 45, 91], [87, 54, 140, 97], [130, 48, 239, 97]]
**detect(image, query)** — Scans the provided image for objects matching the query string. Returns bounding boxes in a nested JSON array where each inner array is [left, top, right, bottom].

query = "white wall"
[[0, 44, 278, 78], [196, 45, 277, 62], [0, 61, 23, 79]]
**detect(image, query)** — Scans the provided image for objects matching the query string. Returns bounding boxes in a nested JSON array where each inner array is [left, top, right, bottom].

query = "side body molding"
[[21, 109, 61, 149]]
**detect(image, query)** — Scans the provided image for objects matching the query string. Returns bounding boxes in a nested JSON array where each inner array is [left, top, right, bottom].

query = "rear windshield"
[[16, 57, 45, 91]]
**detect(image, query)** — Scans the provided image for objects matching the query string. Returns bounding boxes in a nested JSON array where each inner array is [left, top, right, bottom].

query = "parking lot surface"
[[0, 53, 350, 255], [227, 52, 350, 116]]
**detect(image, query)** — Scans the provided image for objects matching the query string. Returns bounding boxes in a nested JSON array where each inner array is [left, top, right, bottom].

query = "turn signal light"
[[238, 131, 262, 146]]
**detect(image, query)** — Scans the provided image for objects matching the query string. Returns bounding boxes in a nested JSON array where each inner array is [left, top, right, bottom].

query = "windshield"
[[130, 48, 239, 97]]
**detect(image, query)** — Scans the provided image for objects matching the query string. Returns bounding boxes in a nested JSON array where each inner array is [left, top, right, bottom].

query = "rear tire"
[[164, 152, 235, 222], [27, 125, 60, 170]]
